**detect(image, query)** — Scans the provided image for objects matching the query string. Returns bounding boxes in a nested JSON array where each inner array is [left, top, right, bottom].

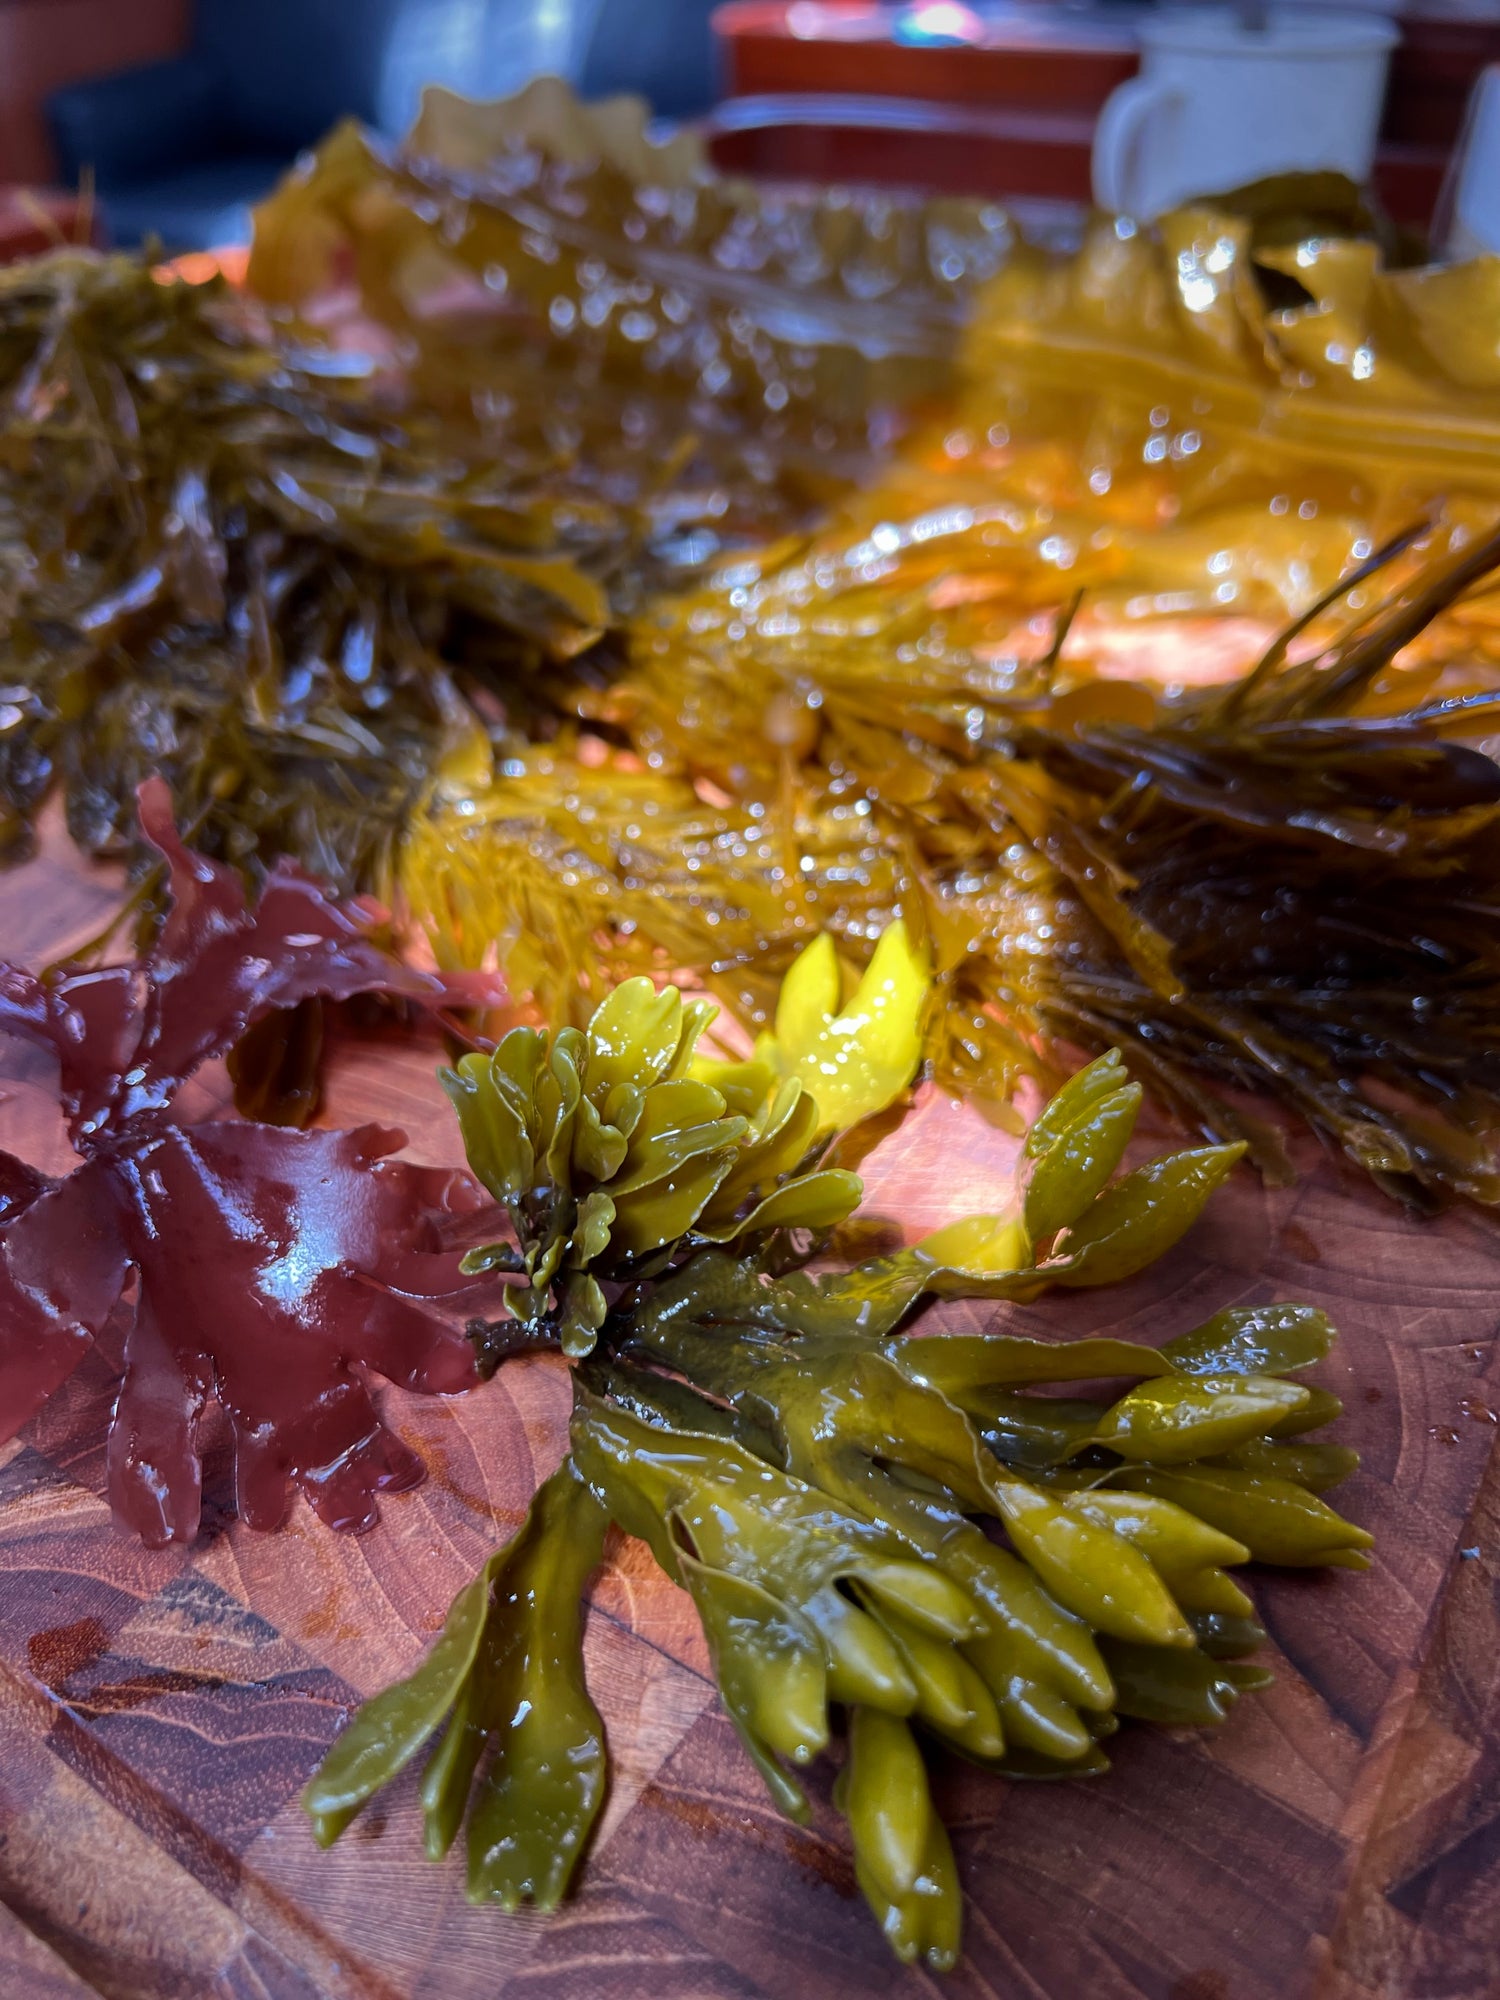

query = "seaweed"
[[1012, 525, 1500, 1203], [0, 247, 651, 886], [412, 522, 1500, 1204], [301, 968, 1359, 1971], [9, 90, 1500, 1205], [0, 784, 500, 1541]]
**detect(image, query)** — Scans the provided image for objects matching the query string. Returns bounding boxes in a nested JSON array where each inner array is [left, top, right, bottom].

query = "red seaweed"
[[0, 781, 504, 1543]]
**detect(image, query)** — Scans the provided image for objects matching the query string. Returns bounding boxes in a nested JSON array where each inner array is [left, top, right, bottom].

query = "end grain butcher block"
[[0, 807, 1497, 2000]]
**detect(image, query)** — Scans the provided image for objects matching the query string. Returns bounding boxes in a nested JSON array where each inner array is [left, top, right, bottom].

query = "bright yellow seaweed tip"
[[916, 1213, 1028, 1276], [751, 921, 933, 1139]]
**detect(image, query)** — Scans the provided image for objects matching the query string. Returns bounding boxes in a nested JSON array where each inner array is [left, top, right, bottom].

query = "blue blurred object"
[[577, 0, 723, 119], [49, 0, 725, 255], [49, 0, 588, 254], [49, 0, 402, 252]]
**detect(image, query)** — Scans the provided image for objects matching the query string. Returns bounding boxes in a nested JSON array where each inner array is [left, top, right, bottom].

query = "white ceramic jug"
[[1440, 65, 1500, 258], [1092, 7, 1399, 220]]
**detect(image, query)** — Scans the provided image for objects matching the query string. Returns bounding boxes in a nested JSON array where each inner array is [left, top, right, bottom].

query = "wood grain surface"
[[1, 804, 1498, 2000]]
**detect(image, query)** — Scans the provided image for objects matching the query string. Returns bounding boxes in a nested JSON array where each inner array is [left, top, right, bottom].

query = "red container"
[[705, 91, 1101, 203], [713, 2, 1138, 113]]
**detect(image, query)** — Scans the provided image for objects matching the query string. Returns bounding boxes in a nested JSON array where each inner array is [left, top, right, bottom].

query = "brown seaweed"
[[411, 523, 1500, 1205], [1013, 526, 1500, 1204], [250, 85, 1007, 471], [0, 247, 641, 883], [0, 96, 1008, 888], [9, 90, 1500, 1205]]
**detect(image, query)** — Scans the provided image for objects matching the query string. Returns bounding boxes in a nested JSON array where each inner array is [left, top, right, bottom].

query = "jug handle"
[[1092, 75, 1179, 217]]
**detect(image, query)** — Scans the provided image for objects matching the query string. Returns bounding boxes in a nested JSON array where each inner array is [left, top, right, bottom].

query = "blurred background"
[[1, 0, 1498, 256]]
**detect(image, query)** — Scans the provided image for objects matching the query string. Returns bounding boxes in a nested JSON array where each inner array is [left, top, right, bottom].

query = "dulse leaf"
[[0, 787, 502, 1541], [225, 995, 327, 1127], [0, 1155, 123, 1441], [0, 777, 434, 1144], [97, 1120, 486, 1543]]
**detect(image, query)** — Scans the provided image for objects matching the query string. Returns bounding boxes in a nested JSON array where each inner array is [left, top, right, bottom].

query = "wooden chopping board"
[[1, 805, 1498, 2000]]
